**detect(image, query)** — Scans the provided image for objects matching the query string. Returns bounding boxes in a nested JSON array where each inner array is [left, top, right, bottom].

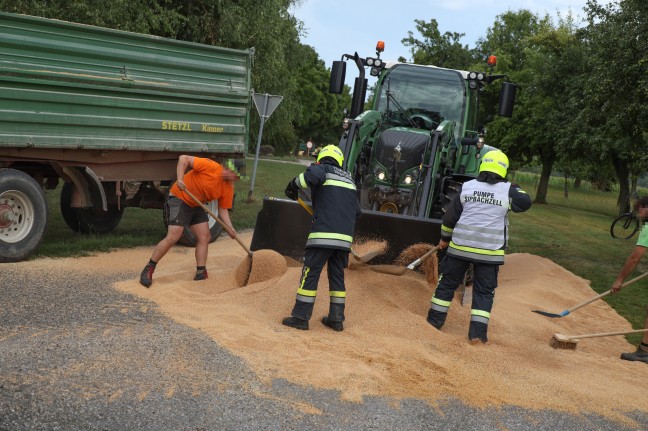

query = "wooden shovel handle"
[[566, 290, 612, 314], [406, 245, 440, 269], [297, 197, 313, 215], [567, 272, 648, 314], [620, 271, 648, 289], [182, 188, 253, 257]]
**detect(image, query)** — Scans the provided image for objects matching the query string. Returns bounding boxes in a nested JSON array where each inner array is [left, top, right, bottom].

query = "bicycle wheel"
[[610, 213, 640, 239]]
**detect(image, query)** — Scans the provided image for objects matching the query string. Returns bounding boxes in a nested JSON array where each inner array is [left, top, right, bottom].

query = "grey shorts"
[[166, 196, 208, 227]]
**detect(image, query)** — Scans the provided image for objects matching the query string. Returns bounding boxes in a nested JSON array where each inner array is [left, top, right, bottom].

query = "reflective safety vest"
[[295, 162, 361, 251], [447, 180, 510, 264]]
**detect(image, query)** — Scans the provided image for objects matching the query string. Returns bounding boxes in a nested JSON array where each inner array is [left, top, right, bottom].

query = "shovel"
[[296, 197, 381, 264], [369, 245, 440, 276], [532, 271, 648, 318], [183, 188, 255, 285]]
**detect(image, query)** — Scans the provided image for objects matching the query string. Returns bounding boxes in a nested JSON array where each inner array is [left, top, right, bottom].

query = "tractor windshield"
[[374, 64, 465, 130]]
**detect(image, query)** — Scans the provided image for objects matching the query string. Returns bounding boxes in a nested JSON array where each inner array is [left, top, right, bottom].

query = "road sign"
[[248, 93, 283, 202], [253, 93, 283, 119]]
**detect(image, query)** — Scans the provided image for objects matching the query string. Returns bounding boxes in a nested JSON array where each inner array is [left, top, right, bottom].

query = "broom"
[[550, 329, 648, 350]]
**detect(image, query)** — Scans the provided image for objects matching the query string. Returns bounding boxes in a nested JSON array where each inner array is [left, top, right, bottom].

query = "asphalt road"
[[1, 261, 646, 431]]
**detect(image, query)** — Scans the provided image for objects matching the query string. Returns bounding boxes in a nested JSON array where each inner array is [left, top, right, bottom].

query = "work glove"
[[284, 178, 299, 201]]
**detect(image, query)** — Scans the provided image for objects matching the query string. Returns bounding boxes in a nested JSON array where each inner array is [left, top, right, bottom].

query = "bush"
[[260, 145, 274, 156]]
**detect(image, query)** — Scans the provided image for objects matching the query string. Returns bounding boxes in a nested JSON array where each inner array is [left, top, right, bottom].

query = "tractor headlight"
[[377, 171, 386, 181], [404, 175, 413, 185]]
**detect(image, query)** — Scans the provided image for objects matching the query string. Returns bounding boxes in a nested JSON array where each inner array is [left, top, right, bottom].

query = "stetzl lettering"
[[161, 121, 193, 131]]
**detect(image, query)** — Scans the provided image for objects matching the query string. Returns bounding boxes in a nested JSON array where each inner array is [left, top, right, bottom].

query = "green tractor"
[[250, 43, 516, 263]]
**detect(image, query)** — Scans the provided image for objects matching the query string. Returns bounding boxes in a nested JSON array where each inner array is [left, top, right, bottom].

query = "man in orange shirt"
[[139, 155, 240, 287]]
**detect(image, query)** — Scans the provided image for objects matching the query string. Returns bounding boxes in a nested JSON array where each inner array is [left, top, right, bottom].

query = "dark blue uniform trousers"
[[427, 254, 499, 341], [291, 247, 348, 322]]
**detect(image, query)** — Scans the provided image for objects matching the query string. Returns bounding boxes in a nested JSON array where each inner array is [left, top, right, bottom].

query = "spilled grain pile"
[[86, 232, 647, 423]]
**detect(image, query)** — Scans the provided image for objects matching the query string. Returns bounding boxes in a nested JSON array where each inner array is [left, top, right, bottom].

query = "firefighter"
[[426, 150, 532, 343], [282, 145, 362, 331]]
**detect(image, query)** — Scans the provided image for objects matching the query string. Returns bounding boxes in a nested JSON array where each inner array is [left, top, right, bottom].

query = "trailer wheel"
[[60, 182, 124, 234], [162, 193, 222, 247], [0, 169, 48, 262]]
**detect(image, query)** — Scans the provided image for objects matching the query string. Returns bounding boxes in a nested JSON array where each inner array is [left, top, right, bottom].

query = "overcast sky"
[[290, 0, 598, 69]]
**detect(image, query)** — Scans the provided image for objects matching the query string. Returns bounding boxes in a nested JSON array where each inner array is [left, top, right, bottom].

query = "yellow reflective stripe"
[[323, 179, 356, 190], [308, 232, 353, 242], [441, 224, 453, 233], [330, 291, 346, 298], [298, 173, 307, 188], [432, 297, 451, 307], [298, 266, 309, 289], [297, 287, 317, 297], [449, 242, 505, 256], [471, 309, 491, 318]]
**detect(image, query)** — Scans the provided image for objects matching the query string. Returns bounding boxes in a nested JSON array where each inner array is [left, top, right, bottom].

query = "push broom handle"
[[565, 328, 648, 341], [566, 272, 648, 314], [182, 188, 253, 257]]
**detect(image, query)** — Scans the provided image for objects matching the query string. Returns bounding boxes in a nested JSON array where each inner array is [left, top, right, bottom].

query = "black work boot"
[[282, 316, 309, 330], [620, 345, 648, 364], [426, 308, 447, 330], [194, 268, 208, 281], [321, 316, 343, 332], [139, 262, 155, 288], [468, 321, 488, 344]]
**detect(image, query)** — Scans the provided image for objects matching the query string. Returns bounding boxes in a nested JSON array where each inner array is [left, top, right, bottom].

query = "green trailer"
[[0, 12, 254, 262]]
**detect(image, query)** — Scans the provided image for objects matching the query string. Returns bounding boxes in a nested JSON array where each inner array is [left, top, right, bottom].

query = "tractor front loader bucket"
[[250, 197, 311, 262], [250, 197, 442, 264]]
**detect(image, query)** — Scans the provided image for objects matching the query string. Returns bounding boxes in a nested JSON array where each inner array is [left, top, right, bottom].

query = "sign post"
[[247, 93, 283, 202]]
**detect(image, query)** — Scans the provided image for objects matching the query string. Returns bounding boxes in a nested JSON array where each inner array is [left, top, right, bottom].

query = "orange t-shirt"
[[170, 157, 234, 209]]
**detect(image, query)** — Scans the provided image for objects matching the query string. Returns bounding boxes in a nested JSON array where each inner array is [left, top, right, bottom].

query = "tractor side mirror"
[[498, 82, 517, 117], [329, 61, 346, 94], [460, 137, 479, 146]]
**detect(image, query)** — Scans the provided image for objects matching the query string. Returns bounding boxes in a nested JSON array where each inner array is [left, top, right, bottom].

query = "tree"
[[0, 0, 184, 35], [401, 19, 476, 69], [476, 10, 576, 204], [291, 45, 352, 151], [579, 0, 648, 213]]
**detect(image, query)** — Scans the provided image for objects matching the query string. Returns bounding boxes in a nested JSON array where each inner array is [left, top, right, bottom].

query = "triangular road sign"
[[253, 93, 283, 119]]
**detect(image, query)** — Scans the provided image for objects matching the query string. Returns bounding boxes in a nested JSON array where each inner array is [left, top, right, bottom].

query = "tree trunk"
[[534, 147, 556, 205], [612, 156, 630, 214], [534, 160, 554, 204], [563, 174, 569, 199], [574, 177, 582, 189]]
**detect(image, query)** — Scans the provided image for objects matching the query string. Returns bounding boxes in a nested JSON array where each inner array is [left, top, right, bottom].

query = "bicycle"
[[610, 193, 640, 239]]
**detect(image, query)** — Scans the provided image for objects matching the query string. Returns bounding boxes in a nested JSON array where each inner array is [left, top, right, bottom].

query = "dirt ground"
[[94, 232, 648, 424]]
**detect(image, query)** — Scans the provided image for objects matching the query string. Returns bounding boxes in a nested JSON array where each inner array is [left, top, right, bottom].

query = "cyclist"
[[611, 195, 648, 364]]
